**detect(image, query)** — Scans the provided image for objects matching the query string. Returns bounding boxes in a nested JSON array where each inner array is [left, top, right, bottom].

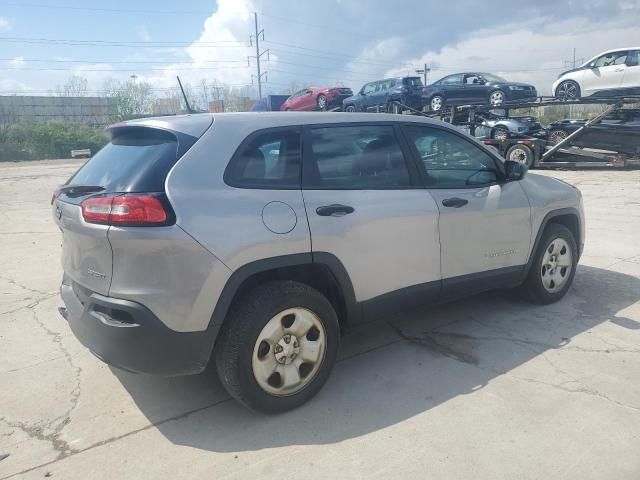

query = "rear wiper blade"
[[59, 185, 105, 196]]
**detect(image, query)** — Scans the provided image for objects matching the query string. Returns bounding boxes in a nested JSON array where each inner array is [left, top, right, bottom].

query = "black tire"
[[555, 80, 581, 100], [489, 90, 506, 107], [506, 143, 534, 168], [521, 224, 578, 304], [344, 104, 356, 112], [387, 102, 399, 114], [316, 94, 327, 111], [549, 129, 569, 146], [214, 280, 340, 414], [430, 95, 444, 112], [492, 126, 510, 141]]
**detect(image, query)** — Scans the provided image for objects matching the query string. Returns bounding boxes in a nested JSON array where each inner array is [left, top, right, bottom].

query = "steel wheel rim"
[[509, 147, 528, 164], [550, 130, 568, 145], [490, 91, 504, 106], [540, 238, 572, 293], [558, 81, 578, 99], [252, 307, 327, 397], [317, 95, 326, 109], [431, 96, 442, 111]]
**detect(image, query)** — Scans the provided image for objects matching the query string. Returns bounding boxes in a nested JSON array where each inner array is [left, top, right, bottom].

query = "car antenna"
[[177, 76, 197, 114]]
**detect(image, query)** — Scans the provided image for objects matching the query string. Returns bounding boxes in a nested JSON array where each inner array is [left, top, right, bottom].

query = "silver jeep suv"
[[53, 112, 584, 413]]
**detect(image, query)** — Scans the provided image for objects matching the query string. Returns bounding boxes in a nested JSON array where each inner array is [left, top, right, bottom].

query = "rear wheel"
[[215, 280, 340, 414], [555, 80, 581, 100], [521, 224, 577, 304], [489, 90, 506, 107], [430, 95, 444, 112], [316, 94, 327, 111], [506, 144, 534, 168]]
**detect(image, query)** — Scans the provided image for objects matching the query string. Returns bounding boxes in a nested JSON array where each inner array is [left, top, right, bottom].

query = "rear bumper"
[[326, 93, 352, 108], [59, 277, 216, 375]]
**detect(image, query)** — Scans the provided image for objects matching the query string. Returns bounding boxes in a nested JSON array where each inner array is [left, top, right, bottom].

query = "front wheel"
[[214, 280, 340, 414], [506, 144, 534, 168], [521, 224, 577, 304], [344, 104, 356, 112], [555, 80, 581, 100], [316, 94, 327, 111], [492, 126, 510, 141]]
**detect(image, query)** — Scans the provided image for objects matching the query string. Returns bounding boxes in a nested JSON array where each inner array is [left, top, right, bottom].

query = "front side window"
[[362, 83, 377, 95], [304, 125, 411, 189], [593, 51, 627, 67], [225, 129, 301, 188], [403, 126, 499, 188]]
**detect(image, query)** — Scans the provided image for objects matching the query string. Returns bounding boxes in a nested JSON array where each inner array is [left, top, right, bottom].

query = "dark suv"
[[343, 77, 424, 113]]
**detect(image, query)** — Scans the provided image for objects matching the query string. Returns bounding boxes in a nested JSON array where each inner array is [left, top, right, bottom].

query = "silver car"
[[53, 112, 584, 413]]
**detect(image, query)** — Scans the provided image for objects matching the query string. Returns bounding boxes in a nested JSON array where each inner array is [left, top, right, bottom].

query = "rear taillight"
[[81, 194, 170, 226], [51, 187, 61, 205]]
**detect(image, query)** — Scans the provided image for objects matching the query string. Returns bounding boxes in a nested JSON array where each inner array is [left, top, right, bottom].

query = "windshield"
[[67, 129, 178, 193]]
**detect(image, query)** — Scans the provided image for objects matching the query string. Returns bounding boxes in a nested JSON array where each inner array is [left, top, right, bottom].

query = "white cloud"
[[9, 56, 25, 69], [0, 16, 12, 30], [384, 15, 640, 95], [137, 25, 152, 42]]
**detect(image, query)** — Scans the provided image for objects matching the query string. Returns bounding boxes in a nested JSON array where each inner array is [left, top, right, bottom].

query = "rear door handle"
[[316, 204, 354, 217], [442, 197, 468, 208], [614, 68, 625, 72]]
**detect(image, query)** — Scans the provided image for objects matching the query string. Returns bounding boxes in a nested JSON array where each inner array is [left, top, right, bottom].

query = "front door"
[[401, 124, 531, 293], [582, 50, 628, 95], [301, 123, 441, 316]]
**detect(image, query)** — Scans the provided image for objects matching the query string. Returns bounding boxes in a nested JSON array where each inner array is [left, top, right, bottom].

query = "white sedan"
[[553, 47, 640, 100]]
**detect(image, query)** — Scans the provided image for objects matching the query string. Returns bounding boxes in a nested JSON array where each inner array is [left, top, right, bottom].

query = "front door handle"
[[442, 197, 468, 208], [316, 204, 355, 217]]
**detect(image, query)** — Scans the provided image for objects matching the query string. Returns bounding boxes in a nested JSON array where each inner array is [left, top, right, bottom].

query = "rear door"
[[401, 124, 531, 291], [621, 50, 640, 92], [52, 121, 209, 295], [302, 123, 441, 314]]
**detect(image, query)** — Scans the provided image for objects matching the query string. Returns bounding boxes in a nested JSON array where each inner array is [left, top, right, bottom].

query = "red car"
[[280, 86, 353, 111]]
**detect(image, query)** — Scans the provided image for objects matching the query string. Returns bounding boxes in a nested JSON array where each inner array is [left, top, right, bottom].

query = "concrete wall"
[[0, 96, 115, 125]]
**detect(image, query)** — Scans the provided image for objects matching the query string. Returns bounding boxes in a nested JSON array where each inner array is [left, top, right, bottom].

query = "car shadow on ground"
[[112, 264, 640, 452]]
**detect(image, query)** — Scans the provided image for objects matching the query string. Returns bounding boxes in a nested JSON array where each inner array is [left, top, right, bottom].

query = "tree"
[[101, 77, 153, 121], [56, 76, 89, 97]]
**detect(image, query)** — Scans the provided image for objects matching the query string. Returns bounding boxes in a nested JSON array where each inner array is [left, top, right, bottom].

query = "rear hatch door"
[[53, 117, 212, 295]]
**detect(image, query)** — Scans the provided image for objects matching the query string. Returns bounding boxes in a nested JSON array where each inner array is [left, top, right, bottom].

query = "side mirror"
[[504, 160, 527, 181]]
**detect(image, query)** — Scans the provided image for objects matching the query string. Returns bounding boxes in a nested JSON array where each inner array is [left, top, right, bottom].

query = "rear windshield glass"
[[67, 128, 178, 193], [402, 77, 423, 87]]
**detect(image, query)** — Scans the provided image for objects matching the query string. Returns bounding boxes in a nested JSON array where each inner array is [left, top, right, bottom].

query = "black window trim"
[[223, 125, 303, 190], [301, 122, 423, 190], [398, 122, 507, 190]]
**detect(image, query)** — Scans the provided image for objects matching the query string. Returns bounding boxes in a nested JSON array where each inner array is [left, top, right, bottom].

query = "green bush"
[[0, 122, 108, 161]]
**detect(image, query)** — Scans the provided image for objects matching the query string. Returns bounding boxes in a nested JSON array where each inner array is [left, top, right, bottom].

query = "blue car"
[[422, 72, 537, 112], [342, 76, 424, 113]]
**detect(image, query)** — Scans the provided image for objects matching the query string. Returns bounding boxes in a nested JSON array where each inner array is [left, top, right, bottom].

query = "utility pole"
[[415, 63, 430, 85], [249, 12, 269, 99], [563, 48, 584, 118]]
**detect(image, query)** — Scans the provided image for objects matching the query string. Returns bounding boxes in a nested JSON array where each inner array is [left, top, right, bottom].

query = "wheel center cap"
[[274, 334, 300, 364]]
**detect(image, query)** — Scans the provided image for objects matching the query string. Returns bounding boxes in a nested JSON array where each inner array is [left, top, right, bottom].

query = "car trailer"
[[392, 96, 640, 169]]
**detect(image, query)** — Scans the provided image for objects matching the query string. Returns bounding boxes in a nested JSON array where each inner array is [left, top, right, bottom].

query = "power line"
[[0, 57, 246, 64], [0, 36, 248, 47], [0, 1, 207, 15]]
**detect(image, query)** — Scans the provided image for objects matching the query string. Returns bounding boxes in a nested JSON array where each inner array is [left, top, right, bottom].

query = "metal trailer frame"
[[391, 96, 640, 169]]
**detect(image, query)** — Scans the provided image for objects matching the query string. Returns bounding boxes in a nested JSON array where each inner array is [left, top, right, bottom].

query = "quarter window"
[[225, 129, 301, 188], [304, 125, 411, 189], [403, 126, 499, 188]]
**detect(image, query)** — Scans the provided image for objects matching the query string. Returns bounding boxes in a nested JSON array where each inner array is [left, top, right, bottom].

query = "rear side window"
[[403, 77, 423, 87], [304, 125, 411, 189], [67, 128, 178, 193], [225, 128, 301, 189]]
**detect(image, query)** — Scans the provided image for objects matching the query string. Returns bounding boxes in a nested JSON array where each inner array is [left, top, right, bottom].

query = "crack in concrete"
[[0, 295, 82, 465], [0, 275, 52, 297]]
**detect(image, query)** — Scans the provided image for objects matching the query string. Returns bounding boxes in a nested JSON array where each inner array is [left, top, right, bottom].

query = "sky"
[[0, 0, 639, 98]]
